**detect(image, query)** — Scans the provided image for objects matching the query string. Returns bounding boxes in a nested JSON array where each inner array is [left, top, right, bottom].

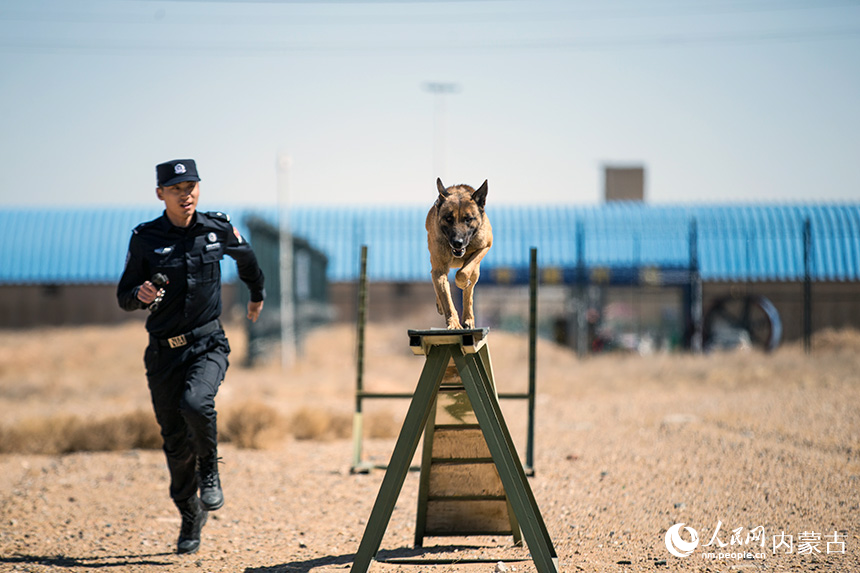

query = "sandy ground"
[[1, 319, 859, 572]]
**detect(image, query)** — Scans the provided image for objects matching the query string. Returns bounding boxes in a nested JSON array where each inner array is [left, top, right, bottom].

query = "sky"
[[1, 0, 859, 209]]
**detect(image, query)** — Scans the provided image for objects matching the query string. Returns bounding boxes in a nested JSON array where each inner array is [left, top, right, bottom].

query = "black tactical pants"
[[144, 329, 230, 503]]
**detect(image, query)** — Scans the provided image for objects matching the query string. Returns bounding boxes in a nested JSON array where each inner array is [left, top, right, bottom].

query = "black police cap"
[[156, 159, 201, 188]]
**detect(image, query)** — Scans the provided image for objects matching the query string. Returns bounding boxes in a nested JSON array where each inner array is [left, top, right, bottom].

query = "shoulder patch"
[[134, 217, 161, 234], [207, 211, 231, 223]]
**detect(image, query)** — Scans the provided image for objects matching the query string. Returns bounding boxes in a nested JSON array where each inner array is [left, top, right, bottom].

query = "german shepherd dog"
[[426, 178, 493, 329]]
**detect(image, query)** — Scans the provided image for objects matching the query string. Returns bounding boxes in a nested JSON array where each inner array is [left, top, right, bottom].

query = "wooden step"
[[415, 358, 520, 545]]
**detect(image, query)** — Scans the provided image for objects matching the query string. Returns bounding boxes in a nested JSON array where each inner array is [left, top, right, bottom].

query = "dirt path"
[[1, 323, 858, 572]]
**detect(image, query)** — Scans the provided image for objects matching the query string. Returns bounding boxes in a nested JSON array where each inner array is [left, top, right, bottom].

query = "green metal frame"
[[350, 329, 558, 573]]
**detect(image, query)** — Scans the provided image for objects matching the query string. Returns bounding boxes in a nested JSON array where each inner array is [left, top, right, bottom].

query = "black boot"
[[198, 452, 224, 511], [176, 495, 208, 555]]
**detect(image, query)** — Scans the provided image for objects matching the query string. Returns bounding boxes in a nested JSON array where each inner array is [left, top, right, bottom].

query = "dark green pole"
[[351, 245, 369, 471], [803, 219, 812, 355], [526, 247, 537, 473]]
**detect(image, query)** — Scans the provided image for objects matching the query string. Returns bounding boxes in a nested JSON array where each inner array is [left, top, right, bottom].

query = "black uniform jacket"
[[117, 210, 265, 339]]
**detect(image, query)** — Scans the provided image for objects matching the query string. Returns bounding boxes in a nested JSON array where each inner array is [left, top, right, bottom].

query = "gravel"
[[1, 322, 858, 572]]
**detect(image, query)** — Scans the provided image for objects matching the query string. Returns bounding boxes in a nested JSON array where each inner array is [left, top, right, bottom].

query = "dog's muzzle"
[[451, 246, 466, 258]]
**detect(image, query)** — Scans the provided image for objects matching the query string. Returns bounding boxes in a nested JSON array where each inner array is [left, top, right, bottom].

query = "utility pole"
[[277, 152, 296, 368], [423, 82, 459, 181]]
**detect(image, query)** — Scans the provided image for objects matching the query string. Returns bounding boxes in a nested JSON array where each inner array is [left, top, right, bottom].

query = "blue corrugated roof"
[[0, 203, 858, 285]]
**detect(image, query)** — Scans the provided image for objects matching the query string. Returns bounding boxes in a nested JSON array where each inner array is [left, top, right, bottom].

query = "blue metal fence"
[[1, 203, 858, 285]]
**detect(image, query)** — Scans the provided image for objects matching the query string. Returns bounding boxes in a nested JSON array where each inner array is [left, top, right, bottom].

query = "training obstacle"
[[413, 329, 521, 547], [350, 246, 540, 475], [350, 328, 558, 573]]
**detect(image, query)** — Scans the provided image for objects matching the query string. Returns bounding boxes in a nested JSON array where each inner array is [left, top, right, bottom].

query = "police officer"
[[117, 159, 265, 554]]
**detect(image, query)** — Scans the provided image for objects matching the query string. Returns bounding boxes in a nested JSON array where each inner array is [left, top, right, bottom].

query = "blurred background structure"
[[1, 181, 858, 357]]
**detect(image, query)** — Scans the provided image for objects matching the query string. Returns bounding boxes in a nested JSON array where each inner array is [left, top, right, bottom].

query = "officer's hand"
[[137, 281, 159, 305], [247, 300, 263, 323]]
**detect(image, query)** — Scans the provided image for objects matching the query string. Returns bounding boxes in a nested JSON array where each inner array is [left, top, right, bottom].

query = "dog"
[[426, 178, 493, 330]]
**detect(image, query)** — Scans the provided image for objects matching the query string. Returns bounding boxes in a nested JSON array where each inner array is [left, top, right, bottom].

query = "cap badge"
[[174, 163, 186, 175]]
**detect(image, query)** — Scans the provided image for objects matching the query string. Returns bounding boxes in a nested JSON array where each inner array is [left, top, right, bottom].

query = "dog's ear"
[[435, 178, 450, 210], [472, 180, 488, 208], [436, 178, 449, 197]]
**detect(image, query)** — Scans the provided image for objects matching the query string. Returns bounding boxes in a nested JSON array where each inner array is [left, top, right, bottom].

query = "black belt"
[[151, 319, 222, 349]]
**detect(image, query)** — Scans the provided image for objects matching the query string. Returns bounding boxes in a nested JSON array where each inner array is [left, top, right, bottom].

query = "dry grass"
[[1, 322, 858, 457], [288, 406, 352, 441], [221, 401, 288, 449], [0, 410, 161, 455], [0, 401, 399, 454], [364, 410, 400, 439]]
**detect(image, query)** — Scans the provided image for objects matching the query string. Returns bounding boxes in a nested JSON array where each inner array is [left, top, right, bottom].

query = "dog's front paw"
[[454, 270, 472, 289], [446, 317, 462, 330], [463, 317, 475, 329]]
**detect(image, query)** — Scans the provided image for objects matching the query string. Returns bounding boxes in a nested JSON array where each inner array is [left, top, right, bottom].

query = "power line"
[[1, 26, 858, 55], [1, 0, 859, 26], [2, 0, 859, 55]]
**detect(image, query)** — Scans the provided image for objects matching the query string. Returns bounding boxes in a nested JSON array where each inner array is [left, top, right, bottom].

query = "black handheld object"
[[149, 273, 169, 311]]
